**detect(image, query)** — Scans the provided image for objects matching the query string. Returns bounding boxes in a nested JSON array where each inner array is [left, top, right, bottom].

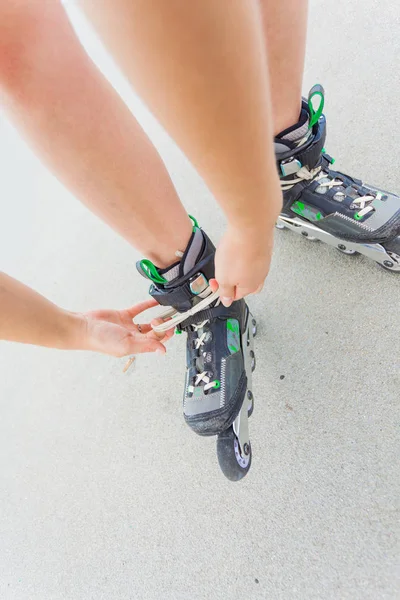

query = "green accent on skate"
[[292, 201, 306, 216], [354, 212, 363, 221], [227, 318, 240, 355], [292, 200, 325, 223], [227, 319, 239, 333], [308, 84, 325, 128], [322, 147, 326, 153], [213, 380, 221, 390], [139, 259, 168, 284], [175, 328, 182, 334], [189, 214, 199, 231]]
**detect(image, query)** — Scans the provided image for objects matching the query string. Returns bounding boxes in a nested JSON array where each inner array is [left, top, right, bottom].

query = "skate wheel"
[[337, 244, 358, 256], [250, 350, 256, 372], [275, 220, 286, 230], [251, 318, 257, 338], [216, 426, 252, 481], [301, 231, 317, 241], [247, 390, 254, 417], [380, 254, 400, 272]]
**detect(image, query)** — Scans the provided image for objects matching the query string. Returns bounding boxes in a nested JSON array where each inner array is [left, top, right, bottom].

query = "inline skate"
[[137, 217, 257, 481], [275, 85, 400, 272]]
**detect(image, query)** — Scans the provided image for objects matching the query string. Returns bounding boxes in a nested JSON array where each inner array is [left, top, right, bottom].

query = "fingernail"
[[221, 297, 233, 306]]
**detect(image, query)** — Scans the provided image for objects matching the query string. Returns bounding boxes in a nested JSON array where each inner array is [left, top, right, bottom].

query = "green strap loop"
[[308, 84, 325, 128], [139, 214, 199, 284], [139, 259, 168, 284], [189, 214, 199, 231]]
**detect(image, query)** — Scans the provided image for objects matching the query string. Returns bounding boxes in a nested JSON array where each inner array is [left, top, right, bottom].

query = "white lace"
[[281, 164, 379, 218], [152, 286, 221, 393], [151, 287, 219, 333]]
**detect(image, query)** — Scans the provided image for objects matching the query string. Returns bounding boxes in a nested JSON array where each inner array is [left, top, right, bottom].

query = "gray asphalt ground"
[[0, 2, 399, 599]]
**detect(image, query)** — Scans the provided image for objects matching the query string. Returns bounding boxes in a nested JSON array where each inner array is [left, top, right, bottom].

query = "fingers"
[[135, 323, 152, 334], [132, 338, 167, 355], [234, 283, 264, 300], [148, 318, 175, 341], [209, 278, 219, 293], [217, 283, 235, 307], [125, 298, 159, 318], [234, 287, 255, 301]]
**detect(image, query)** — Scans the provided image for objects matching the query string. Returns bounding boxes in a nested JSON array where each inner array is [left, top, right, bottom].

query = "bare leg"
[[0, 1, 191, 267], [79, 0, 281, 234], [259, 0, 309, 135], [79, 0, 282, 300]]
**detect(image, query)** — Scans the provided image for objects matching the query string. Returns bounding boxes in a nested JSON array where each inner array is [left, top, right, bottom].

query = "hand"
[[211, 221, 275, 306], [76, 298, 173, 357]]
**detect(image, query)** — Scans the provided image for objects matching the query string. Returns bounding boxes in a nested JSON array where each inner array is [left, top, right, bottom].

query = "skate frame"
[[277, 215, 400, 271]]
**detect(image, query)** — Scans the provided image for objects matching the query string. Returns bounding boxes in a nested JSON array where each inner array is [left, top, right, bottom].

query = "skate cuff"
[[278, 116, 326, 177]]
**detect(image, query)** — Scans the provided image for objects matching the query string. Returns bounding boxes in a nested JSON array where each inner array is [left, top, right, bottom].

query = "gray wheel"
[[251, 318, 257, 338], [217, 426, 252, 481], [380, 261, 400, 273], [337, 244, 357, 255], [250, 350, 256, 372], [247, 390, 254, 417], [380, 254, 400, 272], [301, 231, 317, 241]]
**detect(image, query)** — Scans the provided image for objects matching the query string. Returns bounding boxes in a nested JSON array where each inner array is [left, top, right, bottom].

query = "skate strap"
[[151, 288, 220, 333], [150, 281, 195, 307], [278, 116, 326, 177]]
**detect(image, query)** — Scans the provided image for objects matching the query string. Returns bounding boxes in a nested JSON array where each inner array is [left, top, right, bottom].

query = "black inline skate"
[[275, 85, 400, 272], [137, 217, 257, 481]]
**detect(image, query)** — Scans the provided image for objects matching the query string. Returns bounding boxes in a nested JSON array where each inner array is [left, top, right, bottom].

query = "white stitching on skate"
[[334, 212, 374, 231], [220, 358, 226, 408]]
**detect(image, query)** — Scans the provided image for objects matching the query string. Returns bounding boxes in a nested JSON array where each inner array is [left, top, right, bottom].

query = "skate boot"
[[275, 85, 400, 272], [137, 217, 257, 481]]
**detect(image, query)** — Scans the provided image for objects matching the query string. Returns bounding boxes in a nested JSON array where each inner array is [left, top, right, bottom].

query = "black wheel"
[[251, 318, 257, 338], [247, 390, 254, 417], [217, 426, 252, 481], [250, 350, 256, 372]]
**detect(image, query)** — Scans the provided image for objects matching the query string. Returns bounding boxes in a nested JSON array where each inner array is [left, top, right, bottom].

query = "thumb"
[[217, 283, 235, 307]]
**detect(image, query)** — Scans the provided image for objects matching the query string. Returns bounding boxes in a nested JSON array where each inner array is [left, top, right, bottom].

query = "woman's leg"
[[0, 0, 191, 268], [259, 0, 309, 134], [79, 0, 281, 240]]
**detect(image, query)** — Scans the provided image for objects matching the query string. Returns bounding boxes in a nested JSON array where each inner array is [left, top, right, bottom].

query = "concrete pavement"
[[0, 1, 399, 598]]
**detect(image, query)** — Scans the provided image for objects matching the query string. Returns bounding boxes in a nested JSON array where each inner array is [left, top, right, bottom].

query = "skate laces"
[[281, 163, 380, 219], [151, 286, 222, 393], [189, 316, 221, 393]]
